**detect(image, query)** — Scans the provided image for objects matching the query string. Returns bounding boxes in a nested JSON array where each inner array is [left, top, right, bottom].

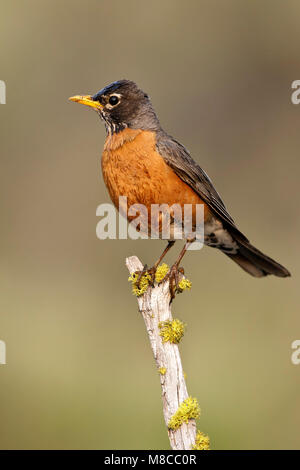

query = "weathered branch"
[[126, 256, 197, 450]]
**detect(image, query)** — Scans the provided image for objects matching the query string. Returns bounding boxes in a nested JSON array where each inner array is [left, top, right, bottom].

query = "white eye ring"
[[107, 93, 121, 109]]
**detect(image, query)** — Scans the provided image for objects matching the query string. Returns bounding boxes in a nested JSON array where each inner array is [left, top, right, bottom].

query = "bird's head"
[[69, 80, 160, 134]]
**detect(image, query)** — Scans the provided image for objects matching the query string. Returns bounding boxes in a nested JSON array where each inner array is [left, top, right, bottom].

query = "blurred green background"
[[0, 0, 299, 450]]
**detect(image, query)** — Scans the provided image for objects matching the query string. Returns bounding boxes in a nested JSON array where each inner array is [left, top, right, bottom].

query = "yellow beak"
[[68, 95, 103, 110]]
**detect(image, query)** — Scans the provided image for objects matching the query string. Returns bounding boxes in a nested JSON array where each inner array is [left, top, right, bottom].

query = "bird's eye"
[[109, 95, 119, 106]]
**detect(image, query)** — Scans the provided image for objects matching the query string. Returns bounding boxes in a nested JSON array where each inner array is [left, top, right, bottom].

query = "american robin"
[[69, 80, 290, 296]]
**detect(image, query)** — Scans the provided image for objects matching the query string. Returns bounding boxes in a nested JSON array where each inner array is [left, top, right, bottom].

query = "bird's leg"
[[135, 264, 148, 286], [154, 240, 176, 269], [135, 241, 176, 287], [145, 240, 176, 284], [166, 238, 195, 299]]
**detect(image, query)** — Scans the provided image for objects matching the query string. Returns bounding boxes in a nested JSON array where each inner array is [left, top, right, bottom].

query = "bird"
[[69, 79, 290, 296]]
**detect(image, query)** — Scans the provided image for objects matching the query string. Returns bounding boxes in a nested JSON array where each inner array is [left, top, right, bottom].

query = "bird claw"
[[134, 264, 156, 289], [134, 264, 186, 300], [164, 264, 184, 300]]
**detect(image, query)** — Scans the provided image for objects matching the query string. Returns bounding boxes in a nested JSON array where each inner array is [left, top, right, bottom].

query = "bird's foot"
[[133, 262, 170, 291], [164, 264, 185, 300], [132, 263, 191, 300], [134, 264, 156, 289]]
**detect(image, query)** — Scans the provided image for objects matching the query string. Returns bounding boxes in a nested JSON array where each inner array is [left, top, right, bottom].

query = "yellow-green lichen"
[[128, 271, 151, 297], [168, 397, 201, 430], [192, 430, 210, 450], [155, 263, 169, 283], [159, 367, 167, 375], [159, 319, 185, 344], [177, 278, 192, 292]]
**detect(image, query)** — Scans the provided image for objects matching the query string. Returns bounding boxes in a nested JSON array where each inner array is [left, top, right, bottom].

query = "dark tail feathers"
[[225, 239, 290, 278]]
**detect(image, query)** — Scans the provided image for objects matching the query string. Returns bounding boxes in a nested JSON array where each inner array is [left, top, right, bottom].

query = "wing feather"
[[156, 132, 248, 242]]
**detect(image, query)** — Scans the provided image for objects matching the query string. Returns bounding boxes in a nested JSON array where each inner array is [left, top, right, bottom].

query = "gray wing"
[[156, 132, 248, 242]]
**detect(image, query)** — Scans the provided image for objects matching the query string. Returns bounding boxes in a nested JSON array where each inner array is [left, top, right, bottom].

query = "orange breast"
[[101, 129, 211, 231]]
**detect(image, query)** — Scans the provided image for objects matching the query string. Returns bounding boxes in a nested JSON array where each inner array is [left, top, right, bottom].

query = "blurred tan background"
[[0, 0, 299, 449]]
